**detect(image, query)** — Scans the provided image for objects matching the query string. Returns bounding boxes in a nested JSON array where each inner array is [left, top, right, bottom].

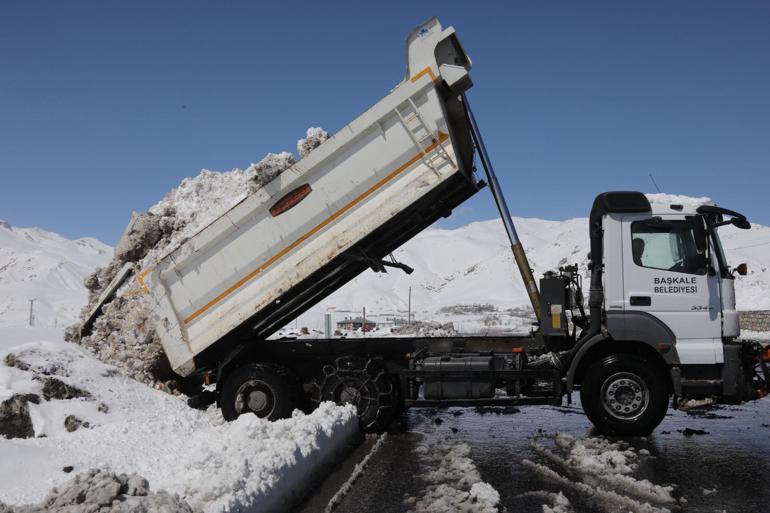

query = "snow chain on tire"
[[310, 356, 396, 433]]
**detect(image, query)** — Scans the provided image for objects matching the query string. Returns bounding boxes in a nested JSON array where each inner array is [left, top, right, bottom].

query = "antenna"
[[648, 173, 662, 193]]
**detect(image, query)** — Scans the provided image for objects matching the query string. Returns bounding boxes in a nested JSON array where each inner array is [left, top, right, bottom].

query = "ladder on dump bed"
[[395, 99, 455, 175]]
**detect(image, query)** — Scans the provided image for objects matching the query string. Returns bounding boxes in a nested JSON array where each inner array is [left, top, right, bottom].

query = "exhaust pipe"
[[462, 94, 542, 322]]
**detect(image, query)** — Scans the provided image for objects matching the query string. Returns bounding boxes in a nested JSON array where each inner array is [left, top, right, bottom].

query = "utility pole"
[[362, 306, 366, 338], [28, 299, 35, 327], [408, 286, 412, 326]]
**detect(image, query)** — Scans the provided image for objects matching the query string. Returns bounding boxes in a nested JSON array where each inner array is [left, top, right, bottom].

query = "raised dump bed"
[[142, 18, 481, 376]]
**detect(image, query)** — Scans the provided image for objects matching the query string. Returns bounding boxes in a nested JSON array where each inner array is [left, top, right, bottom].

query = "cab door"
[[621, 214, 722, 364]]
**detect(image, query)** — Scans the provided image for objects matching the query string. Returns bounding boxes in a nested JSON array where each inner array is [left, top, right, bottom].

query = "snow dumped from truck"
[[0, 334, 357, 513], [67, 127, 330, 386]]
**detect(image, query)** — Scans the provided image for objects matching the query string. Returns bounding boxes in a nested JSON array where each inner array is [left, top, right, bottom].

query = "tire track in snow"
[[524, 434, 679, 513], [324, 433, 388, 513]]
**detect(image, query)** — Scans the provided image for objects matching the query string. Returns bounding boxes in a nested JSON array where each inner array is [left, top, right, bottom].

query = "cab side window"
[[631, 220, 707, 275]]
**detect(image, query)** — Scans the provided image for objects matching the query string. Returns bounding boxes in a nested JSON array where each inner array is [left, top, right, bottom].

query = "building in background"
[[337, 317, 376, 332]]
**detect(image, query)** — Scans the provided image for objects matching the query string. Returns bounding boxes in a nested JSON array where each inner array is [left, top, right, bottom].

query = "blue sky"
[[1, 1, 769, 245]]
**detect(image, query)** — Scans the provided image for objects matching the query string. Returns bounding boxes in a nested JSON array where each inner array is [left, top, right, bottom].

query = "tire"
[[310, 356, 396, 433], [580, 354, 669, 436], [219, 364, 294, 422]]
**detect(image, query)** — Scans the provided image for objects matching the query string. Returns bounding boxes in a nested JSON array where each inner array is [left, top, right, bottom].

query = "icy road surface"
[[298, 397, 770, 513]]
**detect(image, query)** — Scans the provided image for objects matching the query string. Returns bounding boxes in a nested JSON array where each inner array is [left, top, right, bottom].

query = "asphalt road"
[[296, 396, 770, 513]]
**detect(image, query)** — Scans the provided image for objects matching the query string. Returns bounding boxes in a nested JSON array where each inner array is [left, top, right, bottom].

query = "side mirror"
[[732, 218, 751, 230], [733, 263, 748, 276]]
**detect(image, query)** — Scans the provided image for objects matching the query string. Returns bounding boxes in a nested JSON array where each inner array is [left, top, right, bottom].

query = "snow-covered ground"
[[0, 331, 358, 512]]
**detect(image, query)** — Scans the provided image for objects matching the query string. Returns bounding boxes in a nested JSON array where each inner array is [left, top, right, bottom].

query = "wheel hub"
[[340, 385, 362, 405], [247, 390, 269, 412], [234, 380, 275, 417], [600, 372, 649, 420]]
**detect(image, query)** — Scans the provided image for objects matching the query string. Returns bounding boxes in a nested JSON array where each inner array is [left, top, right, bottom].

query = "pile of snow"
[[0, 469, 192, 513], [0, 222, 111, 329], [525, 434, 679, 513], [296, 193, 770, 333], [405, 442, 500, 513], [69, 128, 330, 385], [0, 337, 357, 513], [297, 127, 330, 158]]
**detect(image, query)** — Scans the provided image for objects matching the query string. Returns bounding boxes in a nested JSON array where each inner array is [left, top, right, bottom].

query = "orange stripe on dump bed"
[[183, 131, 450, 325], [410, 66, 437, 83]]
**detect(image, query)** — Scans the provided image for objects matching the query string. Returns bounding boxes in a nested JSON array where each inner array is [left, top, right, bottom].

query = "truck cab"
[[604, 199, 743, 365], [565, 192, 765, 435]]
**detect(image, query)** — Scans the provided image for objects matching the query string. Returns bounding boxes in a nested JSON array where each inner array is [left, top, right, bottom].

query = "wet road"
[[297, 397, 770, 513]]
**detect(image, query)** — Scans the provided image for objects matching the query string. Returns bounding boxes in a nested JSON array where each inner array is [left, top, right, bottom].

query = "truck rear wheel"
[[580, 354, 669, 436], [310, 356, 396, 433], [219, 364, 294, 422]]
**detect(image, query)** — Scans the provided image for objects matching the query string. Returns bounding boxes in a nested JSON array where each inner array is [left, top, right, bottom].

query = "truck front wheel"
[[219, 364, 294, 422], [580, 354, 669, 436]]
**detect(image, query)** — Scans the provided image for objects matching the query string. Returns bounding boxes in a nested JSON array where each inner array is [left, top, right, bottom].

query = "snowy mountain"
[[0, 221, 112, 328], [296, 195, 770, 332]]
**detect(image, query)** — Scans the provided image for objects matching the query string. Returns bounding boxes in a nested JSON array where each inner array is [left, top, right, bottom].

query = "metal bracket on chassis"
[[342, 249, 414, 275]]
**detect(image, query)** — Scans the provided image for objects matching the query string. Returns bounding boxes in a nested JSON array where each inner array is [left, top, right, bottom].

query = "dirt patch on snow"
[[0, 394, 40, 439], [66, 128, 330, 386], [40, 377, 90, 401], [1, 348, 95, 439]]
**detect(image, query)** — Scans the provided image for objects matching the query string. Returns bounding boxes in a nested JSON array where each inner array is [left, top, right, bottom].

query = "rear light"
[[512, 347, 524, 353], [203, 373, 215, 386], [270, 183, 312, 217], [764, 347, 770, 362]]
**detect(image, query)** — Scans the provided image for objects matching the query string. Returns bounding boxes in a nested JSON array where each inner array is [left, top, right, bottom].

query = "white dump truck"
[[134, 18, 769, 435]]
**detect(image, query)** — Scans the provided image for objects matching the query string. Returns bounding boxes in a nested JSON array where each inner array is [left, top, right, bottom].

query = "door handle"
[[630, 296, 651, 306]]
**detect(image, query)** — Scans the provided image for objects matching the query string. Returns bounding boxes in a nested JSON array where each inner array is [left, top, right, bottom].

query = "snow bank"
[[69, 128, 329, 385], [405, 441, 500, 513], [0, 338, 357, 513]]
